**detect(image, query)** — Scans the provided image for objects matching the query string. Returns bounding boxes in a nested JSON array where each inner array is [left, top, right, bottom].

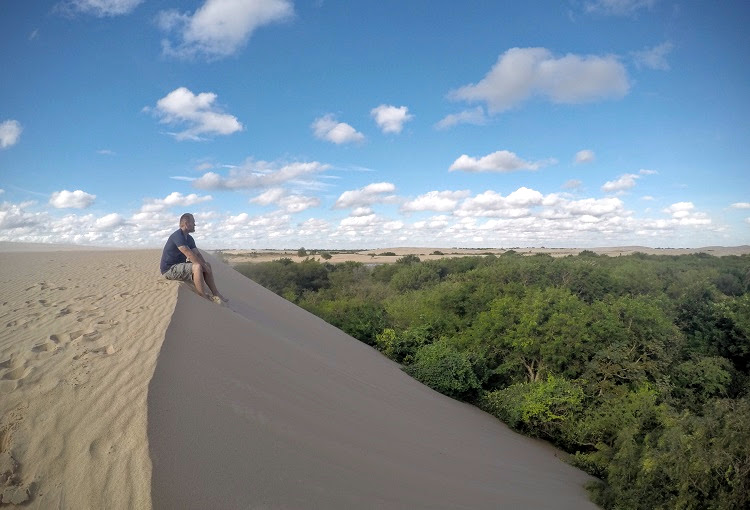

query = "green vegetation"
[[234, 252, 750, 509]]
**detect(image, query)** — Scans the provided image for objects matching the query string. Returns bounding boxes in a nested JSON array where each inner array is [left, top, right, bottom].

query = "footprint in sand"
[[96, 319, 119, 331], [0, 357, 28, 382], [82, 330, 102, 342]]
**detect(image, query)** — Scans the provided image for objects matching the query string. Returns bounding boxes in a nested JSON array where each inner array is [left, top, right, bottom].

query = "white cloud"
[[642, 195, 655, 201], [140, 191, 213, 213], [601, 173, 639, 193], [351, 207, 373, 217], [584, 0, 657, 16], [435, 107, 488, 129], [450, 47, 629, 113], [312, 114, 365, 144], [158, 0, 293, 60], [633, 42, 674, 71], [0, 201, 44, 229], [250, 188, 319, 213], [575, 149, 595, 164], [0, 120, 23, 149], [194, 160, 330, 190], [334, 182, 397, 209], [95, 213, 125, 230], [401, 190, 471, 212], [663, 202, 711, 226], [149, 87, 243, 141], [56, 0, 143, 17], [252, 188, 286, 206], [563, 179, 583, 189], [97, 149, 115, 156], [449, 150, 555, 173], [49, 190, 96, 209], [456, 188, 545, 218], [639, 168, 658, 175], [370, 104, 413, 134], [730, 202, 750, 209]]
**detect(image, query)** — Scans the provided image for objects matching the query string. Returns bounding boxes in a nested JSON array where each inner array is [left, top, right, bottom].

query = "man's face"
[[184, 216, 196, 233]]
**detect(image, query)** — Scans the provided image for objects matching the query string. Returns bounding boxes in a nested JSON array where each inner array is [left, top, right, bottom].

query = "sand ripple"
[[0, 250, 177, 508]]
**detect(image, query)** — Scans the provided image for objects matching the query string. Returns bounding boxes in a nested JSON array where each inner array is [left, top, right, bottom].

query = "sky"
[[1, 0, 749, 249]]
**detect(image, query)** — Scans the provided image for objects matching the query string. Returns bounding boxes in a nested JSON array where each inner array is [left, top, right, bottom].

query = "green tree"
[[405, 340, 481, 399], [466, 286, 592, 384], [482, 375, 584, 443]]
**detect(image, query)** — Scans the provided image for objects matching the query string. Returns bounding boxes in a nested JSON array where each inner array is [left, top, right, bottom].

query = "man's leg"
[[202, 265, 227, 301], [191, 262, 209, 298]]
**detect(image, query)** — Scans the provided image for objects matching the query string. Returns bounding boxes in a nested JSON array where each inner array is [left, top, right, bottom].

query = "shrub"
[[405, 340, 481, 399], [481, 375, 584, 442]]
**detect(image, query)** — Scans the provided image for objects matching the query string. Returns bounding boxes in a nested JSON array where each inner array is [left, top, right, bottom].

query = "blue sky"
[[1, 0, 748, 249]]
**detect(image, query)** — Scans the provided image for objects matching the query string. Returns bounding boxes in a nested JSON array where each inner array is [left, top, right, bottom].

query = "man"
[[160, 213, 228, 304]]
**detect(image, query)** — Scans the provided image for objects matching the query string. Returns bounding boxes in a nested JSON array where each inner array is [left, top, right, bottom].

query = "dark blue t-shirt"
[[160, 229, 197, 274]]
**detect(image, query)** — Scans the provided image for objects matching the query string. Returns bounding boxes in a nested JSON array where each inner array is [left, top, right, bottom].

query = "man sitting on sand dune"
[[160, 213, 228, 304]]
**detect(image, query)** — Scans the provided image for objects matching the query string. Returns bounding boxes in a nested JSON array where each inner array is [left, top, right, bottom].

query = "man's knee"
[[192, 262, 204, 274]]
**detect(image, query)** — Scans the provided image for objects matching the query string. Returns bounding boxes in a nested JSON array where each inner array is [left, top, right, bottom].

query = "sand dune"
[[148, 252, 597, 509], [1, 248, 597, 508], [0, 250, 177, 508]]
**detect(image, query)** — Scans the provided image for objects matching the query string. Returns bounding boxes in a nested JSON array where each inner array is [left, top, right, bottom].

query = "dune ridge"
[[148, 252, 598, 509], [0, 250, 177, 508]]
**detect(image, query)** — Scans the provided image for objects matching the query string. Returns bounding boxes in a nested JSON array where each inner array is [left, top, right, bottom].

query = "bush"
[[481, 375, 584, 442], [405, 340, 481, 399]]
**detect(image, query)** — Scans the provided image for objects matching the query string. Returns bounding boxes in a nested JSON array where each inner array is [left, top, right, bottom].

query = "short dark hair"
[[179, 213, 193, 226]]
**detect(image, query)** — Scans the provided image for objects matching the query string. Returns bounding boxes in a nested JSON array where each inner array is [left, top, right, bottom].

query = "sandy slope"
[[148, 253, 598, 509], [0, 250, 177, 508]]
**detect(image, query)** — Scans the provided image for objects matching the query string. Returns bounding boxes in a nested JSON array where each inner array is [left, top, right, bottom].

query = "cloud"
[[158, 0, 293, 60], [401, 190, 471, 212], [312, 114, 365, 144], [56, 0, 143, 17], [0, 120, 23, 149], [139, 191, 213, 213], [449, 150, 555, 173], [575, 149, 595, 164], [148, 87, 243, 141], [95, 213, 125, 230], [0, 201, 44, 229], [97, 149, 115, 155], [639, 168, 658, 175], [584, 0, 657, 16], [250, 188, 320, 213], [663, 202, 711, 225], [730, 202, 750, 209], [450, 47, 629, 113], [601, 173, 639, 193], [435, 107, 488, 130], [370, 104, 413, 134], [642, 195, 655, 201], [49, 190, 96, 209], [456, 188, 546, 218], [563, 179, 583, 190], [194, 160, 330, 190], [633, 42, 674, 70], [334, 182, 397, 209]]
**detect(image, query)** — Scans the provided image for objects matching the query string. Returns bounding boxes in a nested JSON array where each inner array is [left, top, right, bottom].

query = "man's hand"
[[178, 245, 200, 265]]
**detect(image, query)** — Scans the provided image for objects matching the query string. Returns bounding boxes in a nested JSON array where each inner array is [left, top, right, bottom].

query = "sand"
[[0, 249, 177, 508], [2, 245, 598, 509]]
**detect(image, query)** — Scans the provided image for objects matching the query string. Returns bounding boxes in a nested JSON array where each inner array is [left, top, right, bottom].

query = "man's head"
[[180, 213, 195, 233]]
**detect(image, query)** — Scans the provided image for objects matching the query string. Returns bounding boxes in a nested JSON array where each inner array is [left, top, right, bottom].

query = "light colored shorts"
[[163, 263, 193, 281]]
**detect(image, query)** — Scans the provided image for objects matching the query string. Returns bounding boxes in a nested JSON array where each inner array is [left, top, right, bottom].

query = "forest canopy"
[[233, 251, 750, 509]]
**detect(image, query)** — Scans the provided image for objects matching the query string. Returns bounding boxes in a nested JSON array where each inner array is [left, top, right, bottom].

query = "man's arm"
[[178, 245, 201, 264], [178, 245, 212, 273]]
